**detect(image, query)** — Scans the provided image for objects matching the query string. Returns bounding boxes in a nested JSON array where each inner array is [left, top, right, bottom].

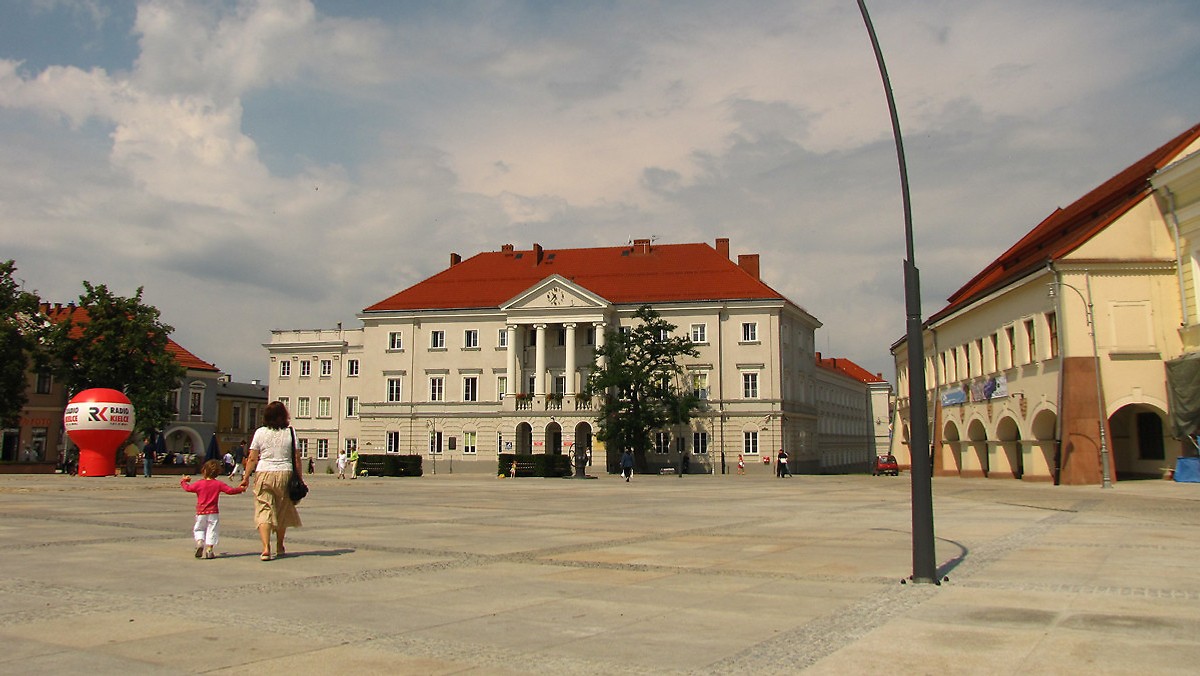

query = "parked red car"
[[872, 454, 899, 476]]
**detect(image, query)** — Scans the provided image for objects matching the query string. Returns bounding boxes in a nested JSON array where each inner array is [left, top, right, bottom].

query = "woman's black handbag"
[[288, 427, 309, 503]]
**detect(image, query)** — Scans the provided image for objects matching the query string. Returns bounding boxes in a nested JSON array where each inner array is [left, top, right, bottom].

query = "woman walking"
[[239, 401, 302, 560]]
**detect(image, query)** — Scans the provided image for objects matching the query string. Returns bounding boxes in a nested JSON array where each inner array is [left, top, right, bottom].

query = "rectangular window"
[[654, 432, 671, 454], [347, 359, 359, 377], [557, 328, 566, 346], [464, 329, 478, 349], [297, 437, 309, 459], [528, 374, 537, 395], [742, 372, 759, 399], [1005, 325, 1016, 369], [463, 376, 478, 402], [316, 439, 329, 460], [692, 431, 708, 455], [232, 405, 241, 430], [692, 372, 709, 400], [498, 328, 509, 348], [300, 360, 311, 377], [429, 430, 443, 454], [345, 396, 359, 418], [656, 328, 669, 342], [386, 430, 400, 454], [386, 378, 403, 402], [498, 375, 508, 399], [1024, 318, 1037, 363], [989, 334, 999, 374], [345, 438, 357, 454], [317, 397, 331, 418], [277, 396, 288, 411], [554, 375, 566, 394], [297, 397, 311, 418], [31, 427, 47, 458], [429, 376, 445, 401], [320, 359, 332, 377], [35, 372, 52, 394], [744, 431, 759, 455], [691, 324, 707, 343], [463, 431, 477, 454], [279, 361, 291, 377], [189, 391, 203, 416], [248, 406, 258, 430], [388, 331, 403, 350], [430, 330, 445, 349], [586, 327, 596, 345], [741, 322, 758, 342], [1047, 312, 1059, 359]]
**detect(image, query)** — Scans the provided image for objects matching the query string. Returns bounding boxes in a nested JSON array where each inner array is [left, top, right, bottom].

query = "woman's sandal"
[[260, 552, 272, 561]]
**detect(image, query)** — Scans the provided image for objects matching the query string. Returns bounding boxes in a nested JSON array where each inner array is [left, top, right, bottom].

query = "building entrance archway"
[[995, 416, 1021, 479], [1110, 404, 1168, 479], [965, 420, 988, 478], [514, 422, 533, 454]]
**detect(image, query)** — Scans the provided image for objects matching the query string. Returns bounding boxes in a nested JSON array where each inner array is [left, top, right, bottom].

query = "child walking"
[[181, 459, 246, 559]]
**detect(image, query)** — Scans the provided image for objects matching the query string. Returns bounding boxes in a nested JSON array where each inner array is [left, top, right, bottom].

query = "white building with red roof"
[[814, 353, 892, 473], [266, 237, 829, 474], [890, 122, 1200, 484]]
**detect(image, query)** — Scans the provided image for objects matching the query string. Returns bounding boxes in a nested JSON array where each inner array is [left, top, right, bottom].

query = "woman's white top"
[[249, 426, 295, 473]]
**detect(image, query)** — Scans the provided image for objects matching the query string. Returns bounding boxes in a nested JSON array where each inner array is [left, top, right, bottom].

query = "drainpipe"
[[1163, 187, 1190, 327]]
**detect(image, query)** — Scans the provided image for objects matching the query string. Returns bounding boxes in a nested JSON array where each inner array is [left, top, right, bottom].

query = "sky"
[[2, 0, 1198, 385]]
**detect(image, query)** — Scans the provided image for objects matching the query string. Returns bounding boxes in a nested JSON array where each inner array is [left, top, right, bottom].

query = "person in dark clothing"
[[620, 450, 634, 482]]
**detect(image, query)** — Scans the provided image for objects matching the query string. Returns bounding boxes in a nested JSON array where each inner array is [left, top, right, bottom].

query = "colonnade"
[[505, 321, 606, 397]]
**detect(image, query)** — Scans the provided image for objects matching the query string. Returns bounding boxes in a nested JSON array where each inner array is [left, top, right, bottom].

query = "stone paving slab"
[[1, 472, 1199, 674]]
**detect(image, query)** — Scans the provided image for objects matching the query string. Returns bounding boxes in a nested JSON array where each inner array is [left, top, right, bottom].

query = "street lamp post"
[[1047, 276, 1112, 488], [857, 0, 937, 584]]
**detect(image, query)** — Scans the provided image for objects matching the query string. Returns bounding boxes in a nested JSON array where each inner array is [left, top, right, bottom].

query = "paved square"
[[1, 472, 1199, 674]]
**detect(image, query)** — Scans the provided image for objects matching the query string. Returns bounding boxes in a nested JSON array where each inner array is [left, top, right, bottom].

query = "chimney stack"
[[737, 253, 760, 280], [502, 244, 515, 256], [716, 237, 730, 259], [450, 253, 461, 267], [533, 243, 543, 265]]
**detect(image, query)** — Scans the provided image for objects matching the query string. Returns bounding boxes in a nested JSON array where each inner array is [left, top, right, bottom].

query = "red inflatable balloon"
[[64, 389, 136, 477]]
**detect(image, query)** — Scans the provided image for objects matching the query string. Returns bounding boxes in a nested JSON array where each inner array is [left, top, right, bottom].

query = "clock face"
[[547, 288, 564, 305]]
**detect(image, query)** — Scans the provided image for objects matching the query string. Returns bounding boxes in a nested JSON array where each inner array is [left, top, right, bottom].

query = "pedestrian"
[[620, 449, 634, 482], [181, 459, 246, 559], [737, 454, 745, 475], [142, 438, 154, 477], [777, 449, 791, 477], [231, 440, 246, 479], [307, 457, 314, 474], [223, 450, 235, 476], [240, 401, 303, 561], [348, 447, 359, 479], [336, 450, 347, 479], [679, 451, 689, 478]]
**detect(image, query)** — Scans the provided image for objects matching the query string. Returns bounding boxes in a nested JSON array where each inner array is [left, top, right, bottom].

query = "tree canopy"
[[48, 282, 185, 435], [0, 261, 46, 427], [584, 305, 702, 471]]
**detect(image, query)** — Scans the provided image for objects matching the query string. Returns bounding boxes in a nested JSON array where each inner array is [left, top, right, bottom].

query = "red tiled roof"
[[816, 353, 886, 384], [928, 122, 1200, 324], [39, 303, 219, 372], [364, 241, 794, 312]]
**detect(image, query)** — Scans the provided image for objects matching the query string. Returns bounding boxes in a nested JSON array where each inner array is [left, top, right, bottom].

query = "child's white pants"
[[193, 514, 220, 546]]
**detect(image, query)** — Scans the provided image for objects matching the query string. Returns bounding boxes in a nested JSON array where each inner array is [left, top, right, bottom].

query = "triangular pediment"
[[502, 275, 609, 313]]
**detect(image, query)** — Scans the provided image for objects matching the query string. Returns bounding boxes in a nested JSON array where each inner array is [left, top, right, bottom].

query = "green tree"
[[48, 282, 185, 436], [584, 305, 702, 472], [0, 261, 46, 427]]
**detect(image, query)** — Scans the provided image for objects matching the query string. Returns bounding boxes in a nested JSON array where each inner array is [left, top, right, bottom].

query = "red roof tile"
[[816, 353, 887, 384], [364, 241, 795, 312], [39, 303, 219, 372], [929, 122, 1200, 324]]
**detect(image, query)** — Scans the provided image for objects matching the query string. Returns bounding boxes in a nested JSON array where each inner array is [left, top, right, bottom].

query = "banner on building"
[[940, 374, 1008, 407]]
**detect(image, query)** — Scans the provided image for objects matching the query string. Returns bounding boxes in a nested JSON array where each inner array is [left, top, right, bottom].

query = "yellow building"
[[891, 123, 1200, 484]]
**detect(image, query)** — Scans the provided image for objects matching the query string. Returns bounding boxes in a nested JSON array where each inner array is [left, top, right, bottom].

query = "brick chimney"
[[533, 243, 543, 265], [449, 253, 461, 267], [716, 237, 730, 259], [502, 244, 515, 256], [737, 253, 760, 280]]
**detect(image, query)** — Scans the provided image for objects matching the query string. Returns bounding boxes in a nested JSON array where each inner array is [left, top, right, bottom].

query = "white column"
[[506, 324, 517, 397], [534, 324, 547, 396], [594, 321, 607, 369], [564, 323, 577, 396]]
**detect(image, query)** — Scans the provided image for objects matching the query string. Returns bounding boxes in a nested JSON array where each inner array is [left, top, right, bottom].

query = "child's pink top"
[[181, 477, 246, 515]]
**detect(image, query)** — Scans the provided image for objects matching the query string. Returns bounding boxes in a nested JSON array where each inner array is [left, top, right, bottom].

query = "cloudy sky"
[[2, 0, 1198, 383]]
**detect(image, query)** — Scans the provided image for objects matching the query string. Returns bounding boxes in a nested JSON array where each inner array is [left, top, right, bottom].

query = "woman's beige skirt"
[[253, 470, 302, 529]]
